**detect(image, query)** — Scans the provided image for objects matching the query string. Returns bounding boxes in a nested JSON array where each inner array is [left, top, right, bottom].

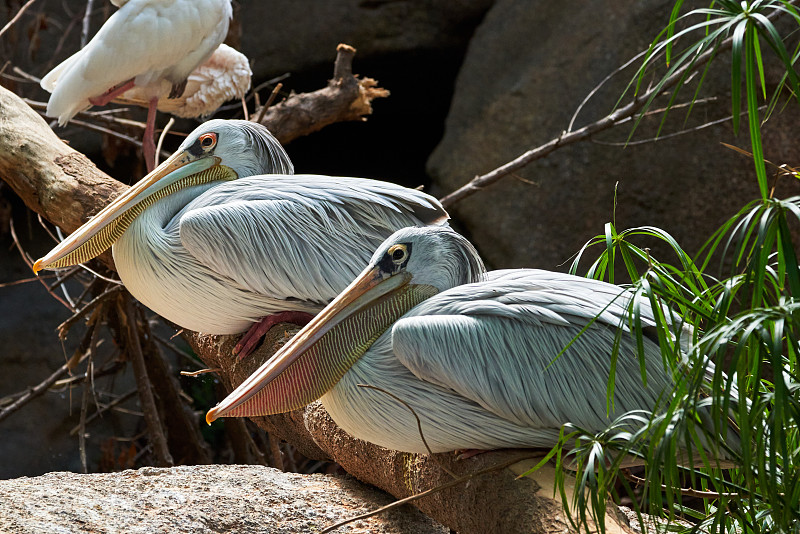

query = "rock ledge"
[[0, 464, 446, 534]]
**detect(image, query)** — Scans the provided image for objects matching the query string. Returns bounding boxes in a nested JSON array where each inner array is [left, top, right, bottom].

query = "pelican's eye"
[[388, 244, 408, 265], [199, 132, 217, 151], [377, 243, 412, 274]]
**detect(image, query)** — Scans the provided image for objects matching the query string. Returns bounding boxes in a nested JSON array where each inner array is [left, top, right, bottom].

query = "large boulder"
[[0, 465, 447, 533], [427, 0, 800, 270], [238, 0, 495, 80]]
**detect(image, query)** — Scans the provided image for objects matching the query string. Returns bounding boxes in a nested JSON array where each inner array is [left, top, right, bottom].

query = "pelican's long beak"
[[33, 151, 231, 272], [205, 266, 437, 423]]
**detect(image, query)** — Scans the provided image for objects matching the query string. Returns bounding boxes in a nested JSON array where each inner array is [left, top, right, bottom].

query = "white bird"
[[114, 43, 251, 119], [33, 120, 448, 357], [206, 226, 738, 458], [40, 0, 233, 170]]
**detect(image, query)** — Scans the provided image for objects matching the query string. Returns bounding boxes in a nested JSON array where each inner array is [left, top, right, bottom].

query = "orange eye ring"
[[199, 132, 217, 149]]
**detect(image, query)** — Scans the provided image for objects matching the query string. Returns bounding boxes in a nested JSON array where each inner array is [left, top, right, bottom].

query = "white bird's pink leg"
[[142, 97, 158, 172], [233, 311, 315, 360], [88, 79, 136, 106]]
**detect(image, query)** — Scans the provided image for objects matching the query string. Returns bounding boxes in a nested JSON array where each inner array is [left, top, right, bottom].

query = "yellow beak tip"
[[205, 410, 217, 425], [32, 259, 44, 274]]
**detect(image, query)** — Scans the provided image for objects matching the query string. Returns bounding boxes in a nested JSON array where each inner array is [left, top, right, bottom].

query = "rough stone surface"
[[238, 0, 494, 81], [0, 464, 447, 534], [428, 0, 800, 271]]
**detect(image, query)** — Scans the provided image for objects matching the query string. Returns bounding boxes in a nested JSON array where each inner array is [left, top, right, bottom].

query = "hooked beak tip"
[[32, 259, 43, 274], [205, 409, 218, 425]]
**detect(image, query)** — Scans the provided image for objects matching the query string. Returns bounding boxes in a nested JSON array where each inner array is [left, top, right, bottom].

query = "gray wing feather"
[[391, 269, 674, 432], [179, 175, 448, 303]]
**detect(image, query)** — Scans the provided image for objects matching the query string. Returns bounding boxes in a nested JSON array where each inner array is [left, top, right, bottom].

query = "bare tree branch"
[[437, 6, 792, 208], [80, 0, 96, 49], [0, 360, 73, 423], [0, 0, 40, 41], [121, 294, 174, 467], [253, 44, 390, 144]]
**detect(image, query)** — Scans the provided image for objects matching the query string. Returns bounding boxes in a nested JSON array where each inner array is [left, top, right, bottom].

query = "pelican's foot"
[[233, 311, 314, 360], [455, 448, 489, 460]]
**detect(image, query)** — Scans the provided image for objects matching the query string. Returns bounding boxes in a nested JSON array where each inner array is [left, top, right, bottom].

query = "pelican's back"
[[175, 174, 449, 305]]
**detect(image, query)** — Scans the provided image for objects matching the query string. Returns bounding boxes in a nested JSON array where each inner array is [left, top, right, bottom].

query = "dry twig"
[[154, 117, 175, 167], [255, 82, 282, 124], [57, 285, 124, 338], [179, 368, 221, 377], [321, 453, 543, 534], [0, 0, 40, 40], [268, 433, 285, 471], [121, 295, 174, 467], [621, 468, 740, 499], [79, 357, 93, 473], [9, 218, 71, 309], [69, 389, 138, 435], [80, 0, 96, 48], [0, 356, 87, 423]]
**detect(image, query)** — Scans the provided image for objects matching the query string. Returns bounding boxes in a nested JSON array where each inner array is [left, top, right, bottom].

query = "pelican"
[[33, 120, 449, 358], [206, 226, 734, 456], [40, 0, 232, 170], [114, 43, 251, 119]]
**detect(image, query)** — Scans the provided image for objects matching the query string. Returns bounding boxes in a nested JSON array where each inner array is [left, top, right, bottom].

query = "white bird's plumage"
[[116, 43, 251, 118], [41, 0, 232, 124]]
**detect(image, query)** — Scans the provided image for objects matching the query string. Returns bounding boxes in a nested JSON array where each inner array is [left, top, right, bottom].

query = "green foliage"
[[551, 2, 800, 532], [624, 0, 800, 199]]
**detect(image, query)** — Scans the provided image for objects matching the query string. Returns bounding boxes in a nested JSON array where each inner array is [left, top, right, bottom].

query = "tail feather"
[[41, 51, 91, 124]]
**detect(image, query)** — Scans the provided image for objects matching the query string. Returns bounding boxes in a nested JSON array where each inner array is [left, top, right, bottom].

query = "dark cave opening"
[[280, 47, 469, 191]]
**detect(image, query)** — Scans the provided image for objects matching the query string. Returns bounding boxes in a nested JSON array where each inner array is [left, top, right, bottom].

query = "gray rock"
[[238, 0, 495, 80], [0, 464, 447, 533], [428, 0, 800, 270]]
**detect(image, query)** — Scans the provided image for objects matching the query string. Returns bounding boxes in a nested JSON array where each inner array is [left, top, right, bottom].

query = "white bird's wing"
[[178, 175, 448, 304], [42, 0, 231, 124], [391, 269, 675, 433]]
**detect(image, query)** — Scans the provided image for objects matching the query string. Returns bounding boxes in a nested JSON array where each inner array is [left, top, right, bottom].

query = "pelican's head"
[[181, 119, 293, 178], [205, 226, 486, 423], [33, 119, 292, 273], [363, 226, 486, 293]]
